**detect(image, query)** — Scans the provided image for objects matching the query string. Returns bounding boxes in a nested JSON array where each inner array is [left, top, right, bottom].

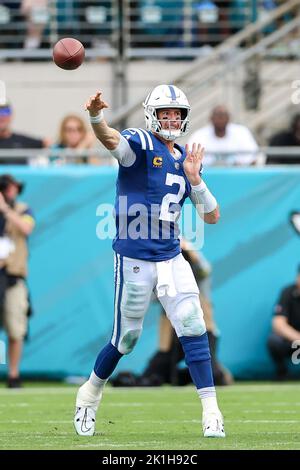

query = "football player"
[[74, 85, 225, 438]]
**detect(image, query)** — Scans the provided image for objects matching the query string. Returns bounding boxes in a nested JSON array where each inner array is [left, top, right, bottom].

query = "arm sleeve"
[[189, 180, 217, 214], [110, 135, 137, 167]]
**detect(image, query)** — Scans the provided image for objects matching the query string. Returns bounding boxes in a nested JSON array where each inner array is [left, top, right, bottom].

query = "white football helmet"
[[143, 84, 190, 141]]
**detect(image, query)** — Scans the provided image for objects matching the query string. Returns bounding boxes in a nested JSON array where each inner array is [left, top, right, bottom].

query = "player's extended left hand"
[[183, 143, 204, 186]]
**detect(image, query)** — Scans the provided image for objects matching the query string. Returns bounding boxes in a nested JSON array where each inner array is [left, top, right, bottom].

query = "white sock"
[[76, 371, 107, 409], [89, 371, 107, 390], [197, 387, 220, 414]]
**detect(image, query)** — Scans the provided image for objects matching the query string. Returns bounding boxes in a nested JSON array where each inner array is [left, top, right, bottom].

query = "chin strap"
[[155, 128, 181, 141]]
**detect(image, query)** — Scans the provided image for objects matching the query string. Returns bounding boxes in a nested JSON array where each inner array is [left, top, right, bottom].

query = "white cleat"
[[202, 411, 225, 438], [74, 406, 96, 436], [74, 382, 102, 436]]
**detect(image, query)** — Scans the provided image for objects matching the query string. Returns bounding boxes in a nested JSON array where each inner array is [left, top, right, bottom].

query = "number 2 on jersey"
[[159, 173, 186, 222]]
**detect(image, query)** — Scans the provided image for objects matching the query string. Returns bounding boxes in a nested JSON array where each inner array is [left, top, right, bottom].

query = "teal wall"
[[0, 166, 299, 379]]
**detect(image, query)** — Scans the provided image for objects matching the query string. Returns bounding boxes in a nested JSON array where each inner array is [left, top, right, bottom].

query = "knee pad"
[[114, 281, 150, 354], [176, 298, 206, 337], [119, 281, 149, 354], [121, 281, 150, 319], [118, 328, 142, 355]]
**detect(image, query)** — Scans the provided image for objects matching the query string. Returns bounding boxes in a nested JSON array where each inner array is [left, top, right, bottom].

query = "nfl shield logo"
[[133, 266, 140, 273], [175, 162, 180, 170]]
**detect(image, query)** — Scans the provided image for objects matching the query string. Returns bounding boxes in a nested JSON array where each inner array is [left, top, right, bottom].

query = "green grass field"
[[0, 382, 300, 450]]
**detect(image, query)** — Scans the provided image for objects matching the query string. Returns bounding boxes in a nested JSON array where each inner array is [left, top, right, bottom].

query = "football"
[[52, 37, 85, 70]]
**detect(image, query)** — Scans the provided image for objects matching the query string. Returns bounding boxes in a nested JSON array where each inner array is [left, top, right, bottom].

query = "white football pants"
[[111, 252, 207, 355]]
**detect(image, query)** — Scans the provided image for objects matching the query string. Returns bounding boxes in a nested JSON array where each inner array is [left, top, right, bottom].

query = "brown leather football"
[[53, 38, 85, 70]]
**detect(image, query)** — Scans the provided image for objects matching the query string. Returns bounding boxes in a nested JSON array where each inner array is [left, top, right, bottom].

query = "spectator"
[[21, 0, 49, 50], [192, 1, 227, 47], [267, 266, 300, 380], [50, 114, 98, 165], [0, 174, 35, 388], [267, 114, 300, 164], [187, 105, 260, 166], [133, 1, 184, 48], [76, 1, 112, 50], [0, 102, 48, 165]]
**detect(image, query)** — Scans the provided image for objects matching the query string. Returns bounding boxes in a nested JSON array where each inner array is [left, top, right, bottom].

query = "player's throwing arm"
[[85, 91, 120, 150]]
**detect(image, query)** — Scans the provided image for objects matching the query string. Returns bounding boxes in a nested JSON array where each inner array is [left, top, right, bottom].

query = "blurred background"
[[0, 0, 300, 384]]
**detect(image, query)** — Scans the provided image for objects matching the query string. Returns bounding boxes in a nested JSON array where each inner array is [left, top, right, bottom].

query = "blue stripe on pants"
[[115, 255, 123, 349], [110, 254, 119, 343]]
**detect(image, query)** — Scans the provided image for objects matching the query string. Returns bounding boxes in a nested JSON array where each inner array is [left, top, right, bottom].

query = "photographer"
[[0, 174, 35, 388], [267, 266, 300, 380]]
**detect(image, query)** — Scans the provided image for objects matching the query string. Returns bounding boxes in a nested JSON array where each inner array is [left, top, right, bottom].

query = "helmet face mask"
[[143, 85, 190, 141]]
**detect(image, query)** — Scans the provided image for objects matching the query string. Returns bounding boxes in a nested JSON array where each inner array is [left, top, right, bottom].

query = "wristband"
[[191, 180, 207, 192], [89, 110, 104, 124], [190, 180, 217, 213]]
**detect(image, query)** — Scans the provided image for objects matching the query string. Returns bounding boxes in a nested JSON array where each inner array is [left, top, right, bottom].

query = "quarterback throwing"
[[74, 84, 225, 438]]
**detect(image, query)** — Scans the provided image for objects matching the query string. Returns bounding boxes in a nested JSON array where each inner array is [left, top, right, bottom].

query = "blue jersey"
[[113, 128, 192, 261]]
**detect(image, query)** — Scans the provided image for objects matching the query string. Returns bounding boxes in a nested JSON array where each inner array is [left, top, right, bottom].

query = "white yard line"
[[0, 420, 72, 424], [243, 409, 299, 414], [0, 388, 76, 395], [0, 403, 29, 407], [234, 419, 300, 423], [75, 441, 164, 449], [0, 383, 299, 396], [130, 418, 300, 424]]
